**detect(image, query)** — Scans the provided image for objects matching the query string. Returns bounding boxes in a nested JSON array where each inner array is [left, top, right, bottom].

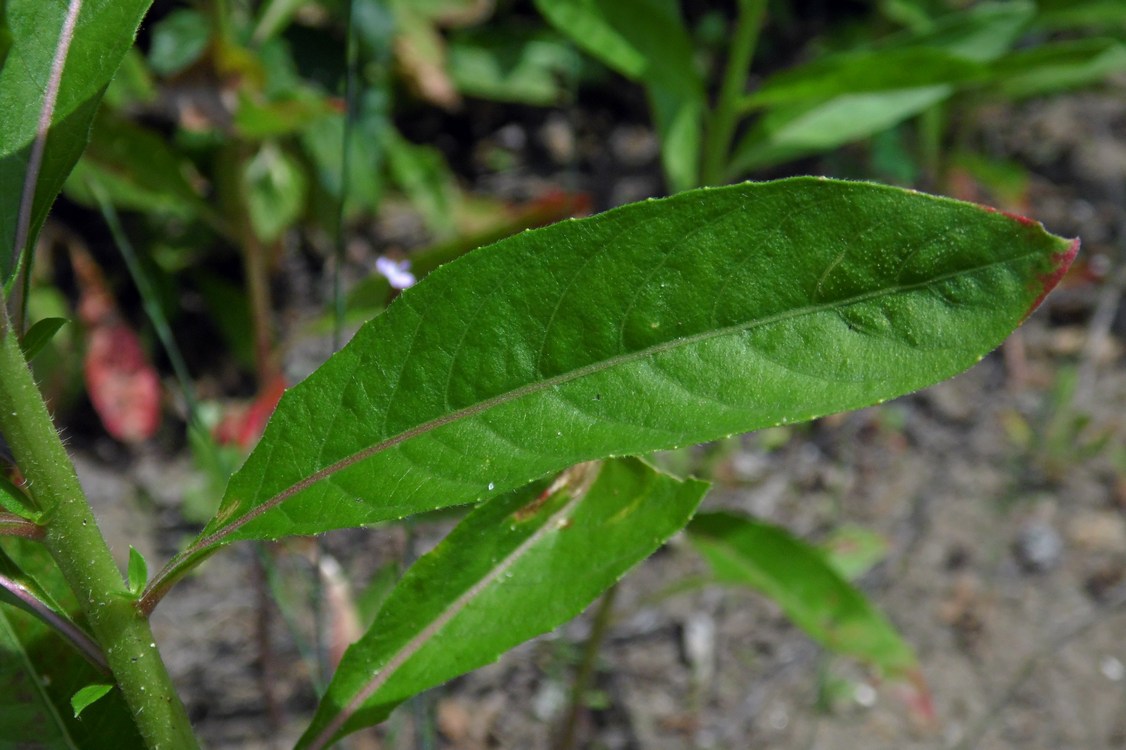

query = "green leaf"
[[0, 0, 154, 279], [1036, 0, 1126, 32], [0, 474, 39, 521], [448, 28, 581, 106], [0, 541, 144, 748], [534, 0, 705, 192], [243, 142, 307, 243], [63, 112, 206, 220], [298, 458, 707, 747], [988, 39, 1126, 100], [0, 606, 77, 748], [743, 48, 987, 109], [146, 7, 209, 77], [730, 86, 954, 175], [156, 179, 1078, 589], [18, 317, 68, 363], [384, 128, 457, 238], [70, 683, 113, 719], [877, 1, 1034, 63], [818, 524, 890, 581], [688, 512, 916, 676], [126, 547, 147, 596]]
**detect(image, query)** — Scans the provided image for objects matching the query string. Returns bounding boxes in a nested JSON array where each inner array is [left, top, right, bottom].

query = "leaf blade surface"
[[176, 178, 1075, 576], [0, 0, 153, 276], [298, 457, 707, 748]]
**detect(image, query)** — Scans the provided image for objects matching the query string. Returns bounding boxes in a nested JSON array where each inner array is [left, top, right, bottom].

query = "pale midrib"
[[196, 247, 1038, 553], [306, 476, 590, 750], [12, 0, 84, 269]]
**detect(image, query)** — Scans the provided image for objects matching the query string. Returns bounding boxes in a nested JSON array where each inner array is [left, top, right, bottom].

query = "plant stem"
[[555, 582, 619, 750], [701, 0, 768, 186], [0, 304, 199, 749]]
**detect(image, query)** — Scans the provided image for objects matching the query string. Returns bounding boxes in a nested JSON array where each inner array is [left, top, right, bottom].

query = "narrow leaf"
[[876, 1, 1034, 63], [743, 48, 987, 109], [126, 547, 147, 595], [153, 178, 1076, 599], [730, 86, 954, 175], [298, 458, 707, 748], [0, 0, 154, 277], [988, 39, 1126, 100], [70, 683, 113, 719], [1035, 0, 1126, 33], [18, 317, 68, 363], [688, 512, 916, 676], [534, 0, 705, 191], [0, 474, 40, 521]]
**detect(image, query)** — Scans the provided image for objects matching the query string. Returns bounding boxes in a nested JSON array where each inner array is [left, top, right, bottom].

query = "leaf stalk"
[[702, 0, 768, 186]]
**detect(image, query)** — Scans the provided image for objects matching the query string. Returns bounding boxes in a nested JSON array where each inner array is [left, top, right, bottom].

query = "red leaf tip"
[[1025, 237, 1080, 319]]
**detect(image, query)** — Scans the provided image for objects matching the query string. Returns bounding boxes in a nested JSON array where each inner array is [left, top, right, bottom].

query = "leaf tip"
[[1025, 236, 1081, 319]]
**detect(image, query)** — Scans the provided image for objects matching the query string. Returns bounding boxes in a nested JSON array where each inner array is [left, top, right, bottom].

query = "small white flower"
[[375, 256, 416, 289]]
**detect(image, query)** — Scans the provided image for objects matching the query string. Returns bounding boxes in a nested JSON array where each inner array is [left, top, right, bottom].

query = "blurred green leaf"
[[384, 128, 457, 237], [147, 8, 210, 77], [744, 48, 987, 109], [0, 475, 38, 521], [298, 458, 707, 747], [64, 112, 206, 220], [244, 142, 307, 242], [252, 0, 308, 44], [1036, 0, 1126, 32], [448, 28, 580, 105], [169, 179, 1073, 567], [234, 89, 337, 139], [689, 512, 917, 676], [103, 49, 157, 109], [534, 0, 705, 191], [731, 86, 952, 175], [0, 0, 153, 279], [989, 39, 1126, 100], [878, 1, 1034, 62], [818, 524, 890, 581], [301, 90, 390, 221]]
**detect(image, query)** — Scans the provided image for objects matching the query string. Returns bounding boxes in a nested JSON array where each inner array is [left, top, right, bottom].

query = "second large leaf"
[[197, 178, 1075, 548]]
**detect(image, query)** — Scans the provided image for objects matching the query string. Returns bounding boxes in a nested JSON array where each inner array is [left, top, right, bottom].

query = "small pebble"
[[1014, 520, 1063, 573]]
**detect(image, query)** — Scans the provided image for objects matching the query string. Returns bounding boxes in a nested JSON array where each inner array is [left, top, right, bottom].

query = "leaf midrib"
[[202, 246, 1037, 549], [306, 473, 592, 749]]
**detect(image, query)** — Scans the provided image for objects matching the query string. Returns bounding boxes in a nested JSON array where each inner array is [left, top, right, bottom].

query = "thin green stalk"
[[0, 299, 199, 749], [919, 103, 945, 190], [87, 178, 202, 425], [556, 582, 619, 750], [701, 0, 768, 186]]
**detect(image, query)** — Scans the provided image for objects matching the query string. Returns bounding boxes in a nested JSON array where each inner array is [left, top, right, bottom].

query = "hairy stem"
[[701, 0, 768, 186], [0, 298, 198, 749]]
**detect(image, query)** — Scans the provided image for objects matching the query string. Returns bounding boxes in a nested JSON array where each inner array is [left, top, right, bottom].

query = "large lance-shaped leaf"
[[298, 458, 706, 747], [151, 178, 1076, 599], [0, 0, 153, 277]]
